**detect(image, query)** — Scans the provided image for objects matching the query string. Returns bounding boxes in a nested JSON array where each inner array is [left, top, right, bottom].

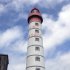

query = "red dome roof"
[[28, 8, 43, 23]]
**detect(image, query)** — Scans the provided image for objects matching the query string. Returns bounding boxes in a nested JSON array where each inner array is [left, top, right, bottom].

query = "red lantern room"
[[28, 8, 43, 23]]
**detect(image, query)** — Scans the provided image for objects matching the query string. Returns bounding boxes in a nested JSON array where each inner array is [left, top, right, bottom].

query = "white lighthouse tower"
[[26, 8, 45, 70]]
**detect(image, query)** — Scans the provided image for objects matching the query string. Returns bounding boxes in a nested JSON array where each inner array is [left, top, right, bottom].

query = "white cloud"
[[43, 4, 70, 49], [10, 0, 25, 11], [10, 0, 66, 10], [0, 4, 6, 14], [38, 0, 66, 8], [0, 26, 23, 48], [0, 0, 11, 3], [5, 0, 40, 12], [0, 26, 27, 70], [43, 4, 70, 70], [26, 0, 40, 4], [10, 40, 27, 53], [46, 52, 70, 70], [0, 0, 25, 14], [8, 54, 26, 70], [0, 0, 65, 13], [8, 64, 26, 70], [13, 13, 28, 22], [60, 52, 70, 64], [59, 4, 70, 25]]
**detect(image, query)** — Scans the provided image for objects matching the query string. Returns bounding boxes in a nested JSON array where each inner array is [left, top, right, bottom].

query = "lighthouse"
[[26, 8, 45, 70]]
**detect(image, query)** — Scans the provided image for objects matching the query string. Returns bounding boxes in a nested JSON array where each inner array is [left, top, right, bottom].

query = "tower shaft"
[[27, 8, 45, 70]]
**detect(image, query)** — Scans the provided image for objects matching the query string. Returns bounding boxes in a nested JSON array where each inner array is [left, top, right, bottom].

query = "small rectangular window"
[[35, 30, 39, 33], [35, 23, 39, 26], [35, 47, 40, 51], [36, 68, 40, 70], [35, 38, 39, 41], [35, 57, 40, 61]]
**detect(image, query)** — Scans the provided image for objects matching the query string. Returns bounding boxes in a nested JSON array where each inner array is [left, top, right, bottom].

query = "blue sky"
[[0, 0, 70, 70]]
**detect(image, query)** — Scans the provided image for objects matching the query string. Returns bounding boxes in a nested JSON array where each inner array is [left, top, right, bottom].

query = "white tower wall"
[[29, 22, 41, 29], [26, 21, 45, 70], [26, 56, 45, 66], [26, 8, 45, 70], [27, 45, 44, 56]]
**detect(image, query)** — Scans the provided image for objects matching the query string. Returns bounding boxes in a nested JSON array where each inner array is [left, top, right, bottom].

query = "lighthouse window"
[[36, 68, 40, 70], [35, 23, 39, 26], [35, 47, 40, 51], [35, 38, 39, 41], [35, 57, 40, 61], [35, 30, 39, 33], [31, 9, 39, 13], [34, 10, 38, 13]]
